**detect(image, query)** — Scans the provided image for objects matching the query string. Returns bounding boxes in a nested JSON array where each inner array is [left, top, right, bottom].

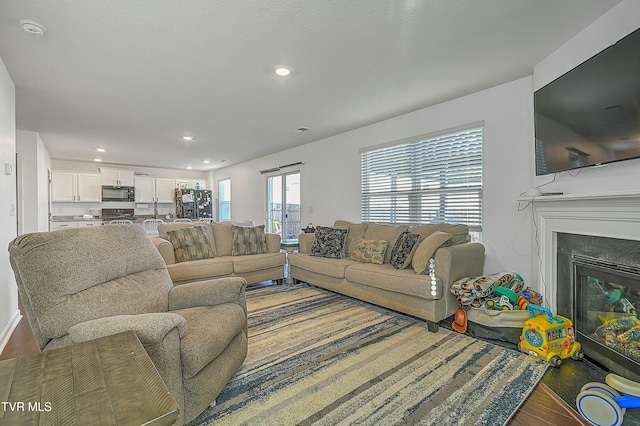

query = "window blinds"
[[361, 127, 483, 231]]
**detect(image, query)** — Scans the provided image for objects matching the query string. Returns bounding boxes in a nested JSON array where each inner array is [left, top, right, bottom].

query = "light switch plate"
[[4, 162, 12, 175]]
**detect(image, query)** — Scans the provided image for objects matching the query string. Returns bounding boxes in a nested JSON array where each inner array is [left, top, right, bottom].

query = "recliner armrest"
[[168, 277, 247, 312], [67, 312, 187, 345]]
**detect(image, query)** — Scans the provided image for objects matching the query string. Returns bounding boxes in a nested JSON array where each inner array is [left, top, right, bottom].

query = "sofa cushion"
[[333, 220, 368, 256], [289, 253, 358, 279], [363, 223, 409, 263], [345, 263, 442, 300], [173, 304, 246, 379], [309, 226, 348, 259], [231, 225, 267, 255], [212, 222, 234, 256], [389, 230, 420, 270], [409, 224, 470, 246], [232, 252, 286, 274], [167, 257, 234, 283], [350, 239, 388, 265], [412, 231, 452, 274], [166, 226, 215, 263]]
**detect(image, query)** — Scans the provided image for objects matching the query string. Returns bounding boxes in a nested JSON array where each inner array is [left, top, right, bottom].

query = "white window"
[[361, 126, 483, 239]]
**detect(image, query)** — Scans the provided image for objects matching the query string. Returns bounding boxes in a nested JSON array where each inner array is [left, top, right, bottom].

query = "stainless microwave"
[[101, 186, 135, 202]]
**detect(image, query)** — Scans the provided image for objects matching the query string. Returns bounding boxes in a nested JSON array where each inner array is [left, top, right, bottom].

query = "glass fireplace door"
[[574, 257, 640, 380]]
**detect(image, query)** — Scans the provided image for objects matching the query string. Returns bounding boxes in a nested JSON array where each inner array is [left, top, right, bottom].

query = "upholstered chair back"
[[9, 226, 173, 350]]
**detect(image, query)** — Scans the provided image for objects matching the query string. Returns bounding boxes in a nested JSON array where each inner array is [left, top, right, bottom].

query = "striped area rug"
[[189, 284, 547, 426]]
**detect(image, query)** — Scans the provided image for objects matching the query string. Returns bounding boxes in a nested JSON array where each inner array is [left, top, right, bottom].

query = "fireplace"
[[556, 233, 640, 381]]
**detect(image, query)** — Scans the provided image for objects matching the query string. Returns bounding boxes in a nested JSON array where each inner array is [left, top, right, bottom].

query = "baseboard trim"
[[0, 310, 23, 355]]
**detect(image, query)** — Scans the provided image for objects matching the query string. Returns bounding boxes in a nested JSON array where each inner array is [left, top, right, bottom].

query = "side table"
[[0, 331, 178, 426], [280, 239, 299, 284]]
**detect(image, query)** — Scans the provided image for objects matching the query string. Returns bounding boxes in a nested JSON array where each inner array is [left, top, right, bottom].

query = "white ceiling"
[[0, 0, 621, 172]]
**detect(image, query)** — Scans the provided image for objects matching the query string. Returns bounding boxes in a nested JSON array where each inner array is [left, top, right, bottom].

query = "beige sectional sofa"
[[289, 220, 485, 331], [152, 221, 286, 285]]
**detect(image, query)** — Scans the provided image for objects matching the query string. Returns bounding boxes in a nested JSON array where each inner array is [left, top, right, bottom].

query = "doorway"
[[266, 171, 300, 240]]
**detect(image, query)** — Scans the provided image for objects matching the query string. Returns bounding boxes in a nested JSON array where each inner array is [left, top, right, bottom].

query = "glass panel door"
[[267, 171, 300, 239], [218, 179, 231, 221]]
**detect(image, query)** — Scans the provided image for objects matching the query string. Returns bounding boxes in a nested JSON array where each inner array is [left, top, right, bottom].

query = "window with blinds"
[[361, 126, 483, 237]]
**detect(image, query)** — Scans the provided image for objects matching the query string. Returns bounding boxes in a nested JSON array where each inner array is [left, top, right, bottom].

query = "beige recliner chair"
[[8, 225, 248, 425]]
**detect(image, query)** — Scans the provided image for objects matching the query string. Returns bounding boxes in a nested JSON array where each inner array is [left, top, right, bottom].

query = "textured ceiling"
[[0, 0, 622, 171]]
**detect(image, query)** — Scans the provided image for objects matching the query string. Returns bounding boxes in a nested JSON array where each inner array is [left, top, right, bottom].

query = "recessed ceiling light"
[[203, 160, 211, 164], [96, 148, 106, 152], [186, 166, 193, 170], [20, 19, 46, 36], [181, 136, 195, 141], [274, 65, 292, 77], [94, 158, 102, 162]]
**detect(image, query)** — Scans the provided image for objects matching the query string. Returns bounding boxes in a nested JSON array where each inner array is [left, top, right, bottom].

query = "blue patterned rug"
[[189, 284, 548, 425]]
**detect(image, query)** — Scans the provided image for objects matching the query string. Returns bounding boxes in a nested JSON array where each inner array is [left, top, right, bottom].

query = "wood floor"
[[1, 300, 588, 425]]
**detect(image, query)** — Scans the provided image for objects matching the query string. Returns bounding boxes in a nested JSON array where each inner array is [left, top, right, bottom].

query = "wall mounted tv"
[[534, 27, 640, 176]]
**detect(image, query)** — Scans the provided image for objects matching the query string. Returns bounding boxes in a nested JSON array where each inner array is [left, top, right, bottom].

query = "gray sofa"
[[289, 220, 485, 331], [152, 221, 286, 285]]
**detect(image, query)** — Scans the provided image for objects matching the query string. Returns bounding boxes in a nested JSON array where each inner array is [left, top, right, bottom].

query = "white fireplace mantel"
[[526, 191, 640, 313]]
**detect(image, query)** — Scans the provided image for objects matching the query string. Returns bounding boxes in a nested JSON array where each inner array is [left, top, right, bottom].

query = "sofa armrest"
[[152, 237, 176, 265], [298, 233, 315, 254], [434, 242, 485, 286], [168, 277, 247, 312], [67, 312, 187, 345], [265, 233, 282, 253]]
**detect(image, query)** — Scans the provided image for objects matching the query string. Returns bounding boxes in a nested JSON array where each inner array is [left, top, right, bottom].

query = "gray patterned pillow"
[[390, 230, 420, 269], [309, 226, 348, 259], [232, 225, 267, 255], [166, 225, 214, 263]]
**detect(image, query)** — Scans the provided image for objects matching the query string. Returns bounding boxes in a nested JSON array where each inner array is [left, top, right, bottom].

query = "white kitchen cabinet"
[[135, 177, 175, 203], [52, 172, 101, 202], [78, 221, 102, 228], [100, 168, 134, 186], [51, 221, 102, 231], [51, 221, 78, 231]]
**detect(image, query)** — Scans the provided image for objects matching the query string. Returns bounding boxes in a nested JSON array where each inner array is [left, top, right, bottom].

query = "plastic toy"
[[518, 305, 583, 367], [576, 373, 640, 426], [521, 287, 543, 306]]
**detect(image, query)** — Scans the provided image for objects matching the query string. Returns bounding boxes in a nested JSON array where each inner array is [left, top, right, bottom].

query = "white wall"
[[532, 0, 640, 194], [0, 56, 19, 353], [214, 77, 535, 284], [17, 130, 51, 234]]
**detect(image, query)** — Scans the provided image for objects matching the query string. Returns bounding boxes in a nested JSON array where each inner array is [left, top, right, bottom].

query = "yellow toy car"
[[518, 305, 583, 367]]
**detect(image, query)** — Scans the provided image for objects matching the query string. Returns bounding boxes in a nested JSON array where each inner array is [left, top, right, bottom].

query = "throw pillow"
[[389, 230, 420, 269], [231, 224, 267, 255], [309, 226, 348, 259], [412, 231, 452, 274], [350, 239, 389, 265], [364, 223, 410, 263], [166, 226, 214, 263]]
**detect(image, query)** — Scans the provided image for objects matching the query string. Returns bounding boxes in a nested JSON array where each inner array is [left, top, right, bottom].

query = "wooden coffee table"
[[0, 331, 178, 425]]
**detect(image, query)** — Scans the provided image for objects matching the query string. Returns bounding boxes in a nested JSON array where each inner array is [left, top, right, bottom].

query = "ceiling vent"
[[20, 20, 46, 36], [295, 127, 310, 133]]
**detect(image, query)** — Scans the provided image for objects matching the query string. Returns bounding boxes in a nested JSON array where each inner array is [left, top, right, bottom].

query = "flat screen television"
[[534, 27, 640, 175]]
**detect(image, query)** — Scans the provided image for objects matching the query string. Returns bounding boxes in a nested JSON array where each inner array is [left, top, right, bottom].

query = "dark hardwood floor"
[[1, 298, 588, 425]]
